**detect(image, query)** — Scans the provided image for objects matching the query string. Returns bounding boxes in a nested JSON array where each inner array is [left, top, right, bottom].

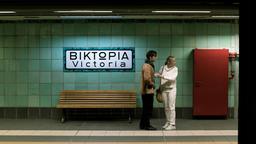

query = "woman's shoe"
[[162, 123, 170, 129], [164, 125, 176, 130]]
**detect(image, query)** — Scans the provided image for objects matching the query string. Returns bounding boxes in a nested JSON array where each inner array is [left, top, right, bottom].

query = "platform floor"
[[0, 118, 238, 144]]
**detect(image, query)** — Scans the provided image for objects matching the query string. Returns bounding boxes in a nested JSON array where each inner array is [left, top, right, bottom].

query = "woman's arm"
[[160, 67, 178, 82]]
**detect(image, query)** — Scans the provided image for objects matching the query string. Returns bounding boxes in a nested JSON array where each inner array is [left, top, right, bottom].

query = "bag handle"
[[158, 66, 164, 91]]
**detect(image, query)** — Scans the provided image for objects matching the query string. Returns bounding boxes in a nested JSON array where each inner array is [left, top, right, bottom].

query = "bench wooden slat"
[[60, 97, 136, 101], [61, 94, 135, 96], [59, 101, 136, 103], [57, 90, 136, 109], [60, 101, 136, 103], [60, 96, 135, 98], [57, 104, 136, 108]]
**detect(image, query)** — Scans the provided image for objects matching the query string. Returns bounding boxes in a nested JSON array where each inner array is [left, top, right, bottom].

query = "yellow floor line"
[[0, 142, 238, 144], [0, 130, 238, 136]]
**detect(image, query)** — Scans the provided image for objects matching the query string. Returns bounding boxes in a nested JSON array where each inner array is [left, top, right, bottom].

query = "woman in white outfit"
[[156, 56, 178, 130]]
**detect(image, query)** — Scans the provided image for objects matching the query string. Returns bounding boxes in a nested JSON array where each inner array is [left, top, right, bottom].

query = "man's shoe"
[[144, 125, 157, 130], [139, 125, 145, 130]]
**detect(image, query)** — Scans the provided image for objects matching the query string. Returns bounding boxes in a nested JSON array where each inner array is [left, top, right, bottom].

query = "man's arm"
[[143, 64, 154, 88]]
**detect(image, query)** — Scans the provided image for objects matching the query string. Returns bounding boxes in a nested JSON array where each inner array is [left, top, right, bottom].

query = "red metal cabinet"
[[193, 49, 229, 117]]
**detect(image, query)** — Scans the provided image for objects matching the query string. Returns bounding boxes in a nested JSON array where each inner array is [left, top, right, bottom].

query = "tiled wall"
[[0, 20, 239, 111]]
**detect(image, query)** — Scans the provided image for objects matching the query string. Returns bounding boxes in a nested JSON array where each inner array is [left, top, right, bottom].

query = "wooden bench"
[[57, 90, 136, 123]]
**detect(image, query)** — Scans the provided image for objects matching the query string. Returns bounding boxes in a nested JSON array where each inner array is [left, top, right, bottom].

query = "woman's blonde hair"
[[164, 56, 175, 65]]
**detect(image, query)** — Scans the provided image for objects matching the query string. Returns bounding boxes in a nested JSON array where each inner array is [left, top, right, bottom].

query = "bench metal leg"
[[61, 116, 65, 123], [128, 114, 132, 123], [60, 109, 66, 123], [128, 109, 132, 123]]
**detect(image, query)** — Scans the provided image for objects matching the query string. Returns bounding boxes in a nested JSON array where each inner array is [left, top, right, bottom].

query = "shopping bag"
[[156, 88, 163, 103]]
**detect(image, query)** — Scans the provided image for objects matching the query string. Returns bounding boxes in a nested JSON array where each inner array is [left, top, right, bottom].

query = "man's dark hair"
[[146, 50, 157, 59]]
